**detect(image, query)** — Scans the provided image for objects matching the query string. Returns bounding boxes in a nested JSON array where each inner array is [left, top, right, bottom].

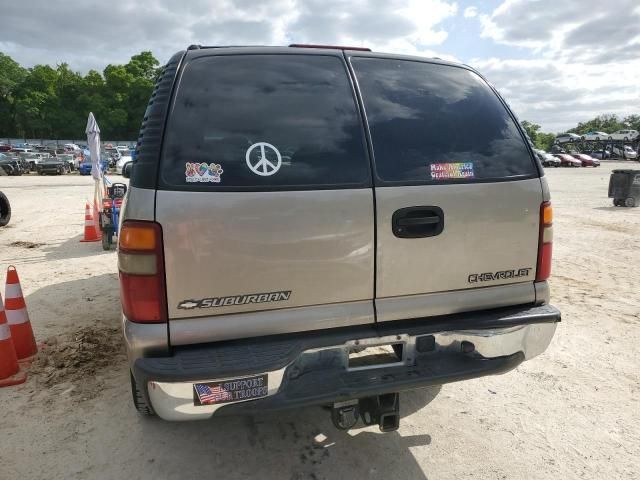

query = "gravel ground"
[[0, 164, 639, 480]]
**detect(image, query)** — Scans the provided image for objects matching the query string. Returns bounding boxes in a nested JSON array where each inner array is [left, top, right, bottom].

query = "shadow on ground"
[[25, 273, 121, 332], [133, 387, 439, 480]]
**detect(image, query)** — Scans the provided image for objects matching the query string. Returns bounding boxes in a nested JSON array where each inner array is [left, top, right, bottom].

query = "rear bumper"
[[132, 304, 560, 421]]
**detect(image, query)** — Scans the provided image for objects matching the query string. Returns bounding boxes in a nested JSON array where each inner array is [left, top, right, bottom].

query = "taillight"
[[536, 202, 553, 282], [118, 221, 167, 323]]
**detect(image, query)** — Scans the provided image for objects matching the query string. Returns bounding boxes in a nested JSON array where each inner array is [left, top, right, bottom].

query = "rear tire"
[[625, 197, 636, 208], [0, 191, 11, 227], [130, 372, 155, 416]]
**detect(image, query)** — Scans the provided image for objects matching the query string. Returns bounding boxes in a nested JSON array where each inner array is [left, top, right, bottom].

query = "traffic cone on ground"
[[0, 291, 27, 387], [4, 266, 37, 361], [80, 202, 100, 242]]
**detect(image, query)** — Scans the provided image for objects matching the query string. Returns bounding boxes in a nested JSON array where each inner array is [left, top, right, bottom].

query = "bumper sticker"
[[430, 162, 474, 180], [185, 162, 223, 183], [194, 374, 269, 406]]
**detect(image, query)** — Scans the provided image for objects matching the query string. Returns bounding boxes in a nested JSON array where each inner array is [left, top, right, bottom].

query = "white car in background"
[[555, 133, 581, 143], [609, 129, 639, 141], [612, 145, 638, 159], [581, 131, 608, 141], [116, 152, 133, 175]]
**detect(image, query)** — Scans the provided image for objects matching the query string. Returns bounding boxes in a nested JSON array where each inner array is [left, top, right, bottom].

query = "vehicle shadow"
[[593, 206, 632, 212], [42, 233, 116, 261], [135, 390, 436, 480]]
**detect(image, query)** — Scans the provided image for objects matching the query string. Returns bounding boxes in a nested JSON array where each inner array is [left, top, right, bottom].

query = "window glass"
[[351, 58, 537, 183], [160, 55, 369, 189]]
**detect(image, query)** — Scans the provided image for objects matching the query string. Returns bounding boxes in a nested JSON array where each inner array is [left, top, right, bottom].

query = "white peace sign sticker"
[[245, 142, 282, 176]]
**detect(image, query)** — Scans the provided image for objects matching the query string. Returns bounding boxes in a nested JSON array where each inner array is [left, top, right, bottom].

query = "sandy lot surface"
[[0, 164, 639, 480]]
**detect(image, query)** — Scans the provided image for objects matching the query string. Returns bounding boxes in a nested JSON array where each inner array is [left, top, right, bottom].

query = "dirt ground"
[[0, 164, 639, 480]]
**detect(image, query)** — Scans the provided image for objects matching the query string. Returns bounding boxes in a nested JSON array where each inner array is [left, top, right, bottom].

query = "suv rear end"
[[120, 46, 559, 430]]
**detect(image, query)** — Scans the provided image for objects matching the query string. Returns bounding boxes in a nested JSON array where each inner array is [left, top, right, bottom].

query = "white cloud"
[[473, 57, 639, 132], [463, 6, 477, 18], [0, 0, 458, 70], [478, 0, 640, 63]]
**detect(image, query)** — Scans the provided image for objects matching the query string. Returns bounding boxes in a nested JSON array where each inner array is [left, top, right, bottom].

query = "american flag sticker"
[[193, 374, 269, 406]]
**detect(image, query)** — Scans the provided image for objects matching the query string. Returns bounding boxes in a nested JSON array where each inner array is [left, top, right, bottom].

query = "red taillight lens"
[[536, 202, 553, 282], [118, 221, 167, 323]]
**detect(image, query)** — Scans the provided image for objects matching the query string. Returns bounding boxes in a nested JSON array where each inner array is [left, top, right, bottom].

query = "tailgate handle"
[[392, 206, 444, 238]]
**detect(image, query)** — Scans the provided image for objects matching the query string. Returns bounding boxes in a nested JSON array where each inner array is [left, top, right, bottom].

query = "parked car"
[[612, 145, 638, 160], [608, 129, 639, 142], [20, 152, 49, 171], [583, 149, 610, 159], [36, 157, 67, 175], [534, 149, 560, 167], [553, 153, 582, 167], [63, 143, 81, 151], [79, 158, 108, 175], [555, 133, 581, 143], [581, 131, 608, 141], [56, 153, 77, 171], [570, 152, 600, 167], [0, 153, 25, 175], [0, 144, 11, 152], [116, 152, 133, 175], [120, 46, 560, 427]]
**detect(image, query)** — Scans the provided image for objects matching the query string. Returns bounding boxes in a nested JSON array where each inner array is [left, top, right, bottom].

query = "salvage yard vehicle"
[[36, 157, 67, 175], [581, 131, 608, 141], [120, 45, 560, 431], [570, 152, 600, 167], [553, 153, 582, 167], [0, 191, 10, 226], [0, 153, 25, 175], [609, 129, 639, 141], [534, 149, 560, 167], [555, 133, 581, 143], [612, 145, 638, 160]]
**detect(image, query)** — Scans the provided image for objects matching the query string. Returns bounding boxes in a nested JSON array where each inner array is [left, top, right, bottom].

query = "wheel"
[[130, 372, 155, 416], [0, 191, 11, 227], [625, 197, 636, 207], [101, 231, 112, 250]]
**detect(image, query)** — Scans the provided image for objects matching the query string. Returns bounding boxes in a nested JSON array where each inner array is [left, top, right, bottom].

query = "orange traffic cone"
[[4, 266, 37, 361], [0, 291, 27, 387], [80, 202, 100, 242]]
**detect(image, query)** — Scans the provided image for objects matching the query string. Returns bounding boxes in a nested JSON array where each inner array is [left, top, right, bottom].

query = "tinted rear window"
[[160, 54, 370, 190], [351, 58, 536, 184]]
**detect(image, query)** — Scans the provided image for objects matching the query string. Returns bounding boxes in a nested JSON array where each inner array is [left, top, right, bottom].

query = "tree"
[[0, 51, 160, 139]]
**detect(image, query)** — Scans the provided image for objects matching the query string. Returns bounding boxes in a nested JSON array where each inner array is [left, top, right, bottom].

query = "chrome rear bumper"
[[132, 305, 559, 421]]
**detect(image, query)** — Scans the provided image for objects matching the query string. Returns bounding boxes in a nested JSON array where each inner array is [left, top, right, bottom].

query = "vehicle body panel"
[[157, 189, 375, 321]]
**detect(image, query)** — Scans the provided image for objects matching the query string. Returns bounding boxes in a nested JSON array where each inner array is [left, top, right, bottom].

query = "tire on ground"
[[130, 371, 155, 416], [0, 191, 11, 227]]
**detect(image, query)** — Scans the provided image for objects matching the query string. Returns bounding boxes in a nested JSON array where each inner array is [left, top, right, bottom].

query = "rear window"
[[160, 54, 370, 190], [350, 58, 537, 184]]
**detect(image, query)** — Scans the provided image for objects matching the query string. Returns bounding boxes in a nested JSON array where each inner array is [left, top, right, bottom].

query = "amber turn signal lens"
[[119, 224, 157, 251], [542, 203, 553, 226]]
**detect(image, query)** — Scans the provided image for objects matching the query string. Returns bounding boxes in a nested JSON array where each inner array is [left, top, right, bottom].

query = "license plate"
[[193, 374, 268, 406]]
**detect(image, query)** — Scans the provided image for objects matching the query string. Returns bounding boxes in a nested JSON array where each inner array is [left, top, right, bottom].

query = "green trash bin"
[[608, 169, 640, 207]]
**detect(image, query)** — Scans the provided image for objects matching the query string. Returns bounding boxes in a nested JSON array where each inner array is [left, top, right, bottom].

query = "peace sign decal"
[[246, 142, 282, 176]]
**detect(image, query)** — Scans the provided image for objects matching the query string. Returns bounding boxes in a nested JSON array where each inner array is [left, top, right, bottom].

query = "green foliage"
[[0, 51, 160, 139]]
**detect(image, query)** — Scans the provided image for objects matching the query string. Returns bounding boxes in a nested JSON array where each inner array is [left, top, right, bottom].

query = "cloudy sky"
[[1, 0, 638, 132]]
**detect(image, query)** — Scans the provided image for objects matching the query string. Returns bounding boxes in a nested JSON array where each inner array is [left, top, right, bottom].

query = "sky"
[[0, 0, 638, 132]]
